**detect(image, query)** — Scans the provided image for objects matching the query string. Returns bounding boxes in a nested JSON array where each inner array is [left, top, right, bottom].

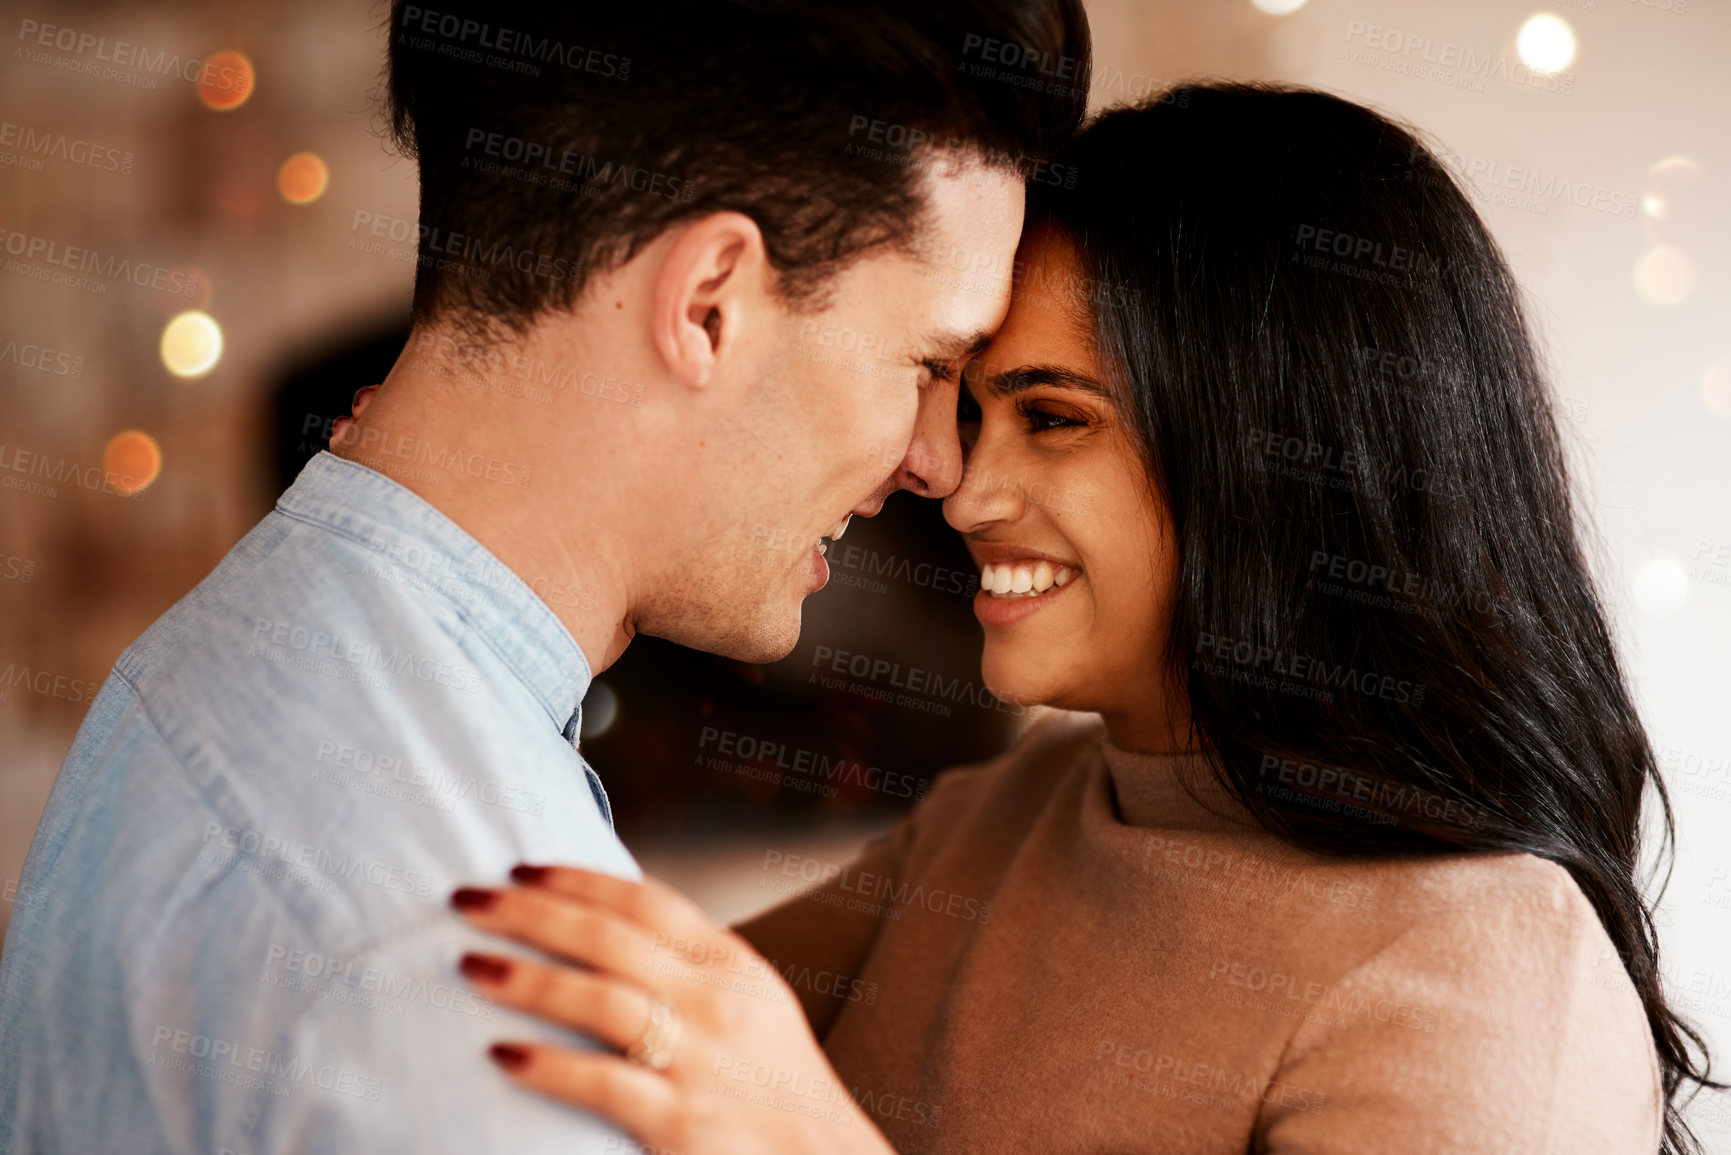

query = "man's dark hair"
[[384, 0, 1090, 337]]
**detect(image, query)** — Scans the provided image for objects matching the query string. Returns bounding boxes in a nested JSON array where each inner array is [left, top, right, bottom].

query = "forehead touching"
[[972, 225, 1098, 379], [899, 156, 1026, 358]]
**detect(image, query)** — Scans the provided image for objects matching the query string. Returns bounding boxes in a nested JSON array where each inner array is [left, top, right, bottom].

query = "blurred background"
[[1, 0, 1727, 1142]]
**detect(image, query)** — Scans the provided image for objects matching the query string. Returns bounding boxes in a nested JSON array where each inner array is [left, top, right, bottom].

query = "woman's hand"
[[450, 865, 895, 1155]]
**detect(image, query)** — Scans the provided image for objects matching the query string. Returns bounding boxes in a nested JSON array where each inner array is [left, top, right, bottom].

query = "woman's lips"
[[971, 560, 1080, 628]]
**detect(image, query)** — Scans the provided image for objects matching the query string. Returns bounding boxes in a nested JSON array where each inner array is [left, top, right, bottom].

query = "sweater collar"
[[1098, 730, 1259, 832]]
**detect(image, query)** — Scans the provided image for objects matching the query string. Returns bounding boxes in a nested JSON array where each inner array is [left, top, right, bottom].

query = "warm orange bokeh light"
[[103, 431, 163, 496], [197, 50, 256, 112], [160, 311, 224, 379], [277, 152, 330, 205]]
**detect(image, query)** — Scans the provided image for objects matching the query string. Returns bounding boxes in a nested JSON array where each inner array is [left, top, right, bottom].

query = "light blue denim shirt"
[[0, 451, 639, 1153]]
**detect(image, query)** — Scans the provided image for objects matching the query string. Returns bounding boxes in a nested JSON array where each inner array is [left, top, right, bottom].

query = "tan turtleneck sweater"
[[737, 710, 1663, 1154]]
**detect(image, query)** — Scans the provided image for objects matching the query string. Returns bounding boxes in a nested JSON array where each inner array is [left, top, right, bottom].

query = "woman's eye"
[[1017, 401, 1084, 432]]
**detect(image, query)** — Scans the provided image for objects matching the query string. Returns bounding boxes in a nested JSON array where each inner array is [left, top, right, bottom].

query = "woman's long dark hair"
[[1031, 83, 1715, 1152]]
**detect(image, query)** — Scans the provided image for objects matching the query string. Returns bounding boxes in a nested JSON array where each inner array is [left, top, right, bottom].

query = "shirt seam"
[[110, 664, 539, 1099], [110, 666, 469, 972], [111, 667, 343, 950]]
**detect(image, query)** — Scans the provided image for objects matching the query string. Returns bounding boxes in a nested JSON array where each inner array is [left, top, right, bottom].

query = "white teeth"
[[829, 517, 851, 541], [816, 542, 828, 556], [980, 560, 1081, 598]]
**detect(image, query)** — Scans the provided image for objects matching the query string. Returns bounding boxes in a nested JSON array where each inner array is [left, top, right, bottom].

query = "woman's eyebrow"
[[972, 363, 1107, 396]]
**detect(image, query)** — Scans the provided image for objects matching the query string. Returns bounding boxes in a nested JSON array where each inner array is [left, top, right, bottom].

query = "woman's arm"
[[732, 815, 917, 1039]]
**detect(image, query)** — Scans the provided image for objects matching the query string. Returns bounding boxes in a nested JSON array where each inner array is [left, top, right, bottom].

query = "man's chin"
[[658, 603, 803, 666], [720, 632, 800, 666]]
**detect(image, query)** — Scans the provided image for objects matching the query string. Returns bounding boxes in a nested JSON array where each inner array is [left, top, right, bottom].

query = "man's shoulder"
[[116, 501, 465, 706], [16, 496, 632, 960], [1, 647, 638, 1149]]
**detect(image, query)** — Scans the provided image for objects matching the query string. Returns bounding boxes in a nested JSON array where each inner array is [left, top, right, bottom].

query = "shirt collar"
[[275, 451, 592, 743]]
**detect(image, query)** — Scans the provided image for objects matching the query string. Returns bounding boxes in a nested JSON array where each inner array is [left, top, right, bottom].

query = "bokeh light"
[[212, 177, 272, 224], [1650, 155, 1704, 181], [1516, 13, 1576, 74], [160, 311, 225, 378], [1632, 245, 1693, 307], [1641, 155, 1706, 247], [197, 50, 256, 112], [1251, 0, 1308, 14], [1632, 558, 1688, 618], [277, 152, 330, 205], [1703, 362, 1731, 418], [581, 681, 621, 740], [103, 430, 163, 497]]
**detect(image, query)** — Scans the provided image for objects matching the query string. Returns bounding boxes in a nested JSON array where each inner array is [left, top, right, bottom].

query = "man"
[[0, 0, 1087, 1150]]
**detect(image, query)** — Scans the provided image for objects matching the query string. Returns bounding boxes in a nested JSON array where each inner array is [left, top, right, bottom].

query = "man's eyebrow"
[[975, 363, 1107, 396], [922, 329, 995, 361]]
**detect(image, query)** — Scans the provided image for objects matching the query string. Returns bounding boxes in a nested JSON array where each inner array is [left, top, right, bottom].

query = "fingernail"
[[451, 887, 497, 912], [489, 1042, 531, 1072], [460, 952, 512, 984], [509, 864, 547, 885]]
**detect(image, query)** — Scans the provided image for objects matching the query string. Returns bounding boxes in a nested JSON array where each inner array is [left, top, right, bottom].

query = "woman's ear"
[[652, 212, 766, 390]]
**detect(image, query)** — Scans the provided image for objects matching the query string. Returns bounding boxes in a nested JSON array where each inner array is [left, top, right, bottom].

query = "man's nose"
[[892, 379, 965, 499]]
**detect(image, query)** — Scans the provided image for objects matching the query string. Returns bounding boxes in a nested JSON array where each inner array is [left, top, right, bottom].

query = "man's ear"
[[652, 212, 767, 389]]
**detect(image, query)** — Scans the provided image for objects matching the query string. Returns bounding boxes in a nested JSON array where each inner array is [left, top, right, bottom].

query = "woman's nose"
[[943, 429, 1024, 533]]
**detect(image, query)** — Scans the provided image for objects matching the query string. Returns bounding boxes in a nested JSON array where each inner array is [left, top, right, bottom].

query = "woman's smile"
[[944, 225, 1181, 737], [973, 563, 1081, 626]]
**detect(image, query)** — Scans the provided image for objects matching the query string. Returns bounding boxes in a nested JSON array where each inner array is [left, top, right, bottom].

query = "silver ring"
[[626, 994, 681, 1071]]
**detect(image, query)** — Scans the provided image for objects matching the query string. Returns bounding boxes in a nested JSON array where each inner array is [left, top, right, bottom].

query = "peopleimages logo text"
[[0, 228, 200, 296]]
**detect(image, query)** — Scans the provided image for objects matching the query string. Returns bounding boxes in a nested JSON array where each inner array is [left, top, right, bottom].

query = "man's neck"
[[329, 352, 636, 676]]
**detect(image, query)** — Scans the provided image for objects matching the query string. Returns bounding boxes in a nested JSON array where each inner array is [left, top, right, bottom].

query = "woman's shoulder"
[[1270, 849, 1663, 1152], [1360, 847, 1601, 928], [1355, 850, 1639, 997], [1343, 851, 1651, 1051]]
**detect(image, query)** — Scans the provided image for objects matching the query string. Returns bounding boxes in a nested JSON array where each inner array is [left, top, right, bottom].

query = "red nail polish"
[[490, 1042, 531, 1072], [510, 864, 547, 885], [451, 887, 497, 912], [460, 953, 512, 983]]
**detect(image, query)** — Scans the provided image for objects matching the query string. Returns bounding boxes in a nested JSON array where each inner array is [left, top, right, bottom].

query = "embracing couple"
[[0, 0, 1708, 1152]]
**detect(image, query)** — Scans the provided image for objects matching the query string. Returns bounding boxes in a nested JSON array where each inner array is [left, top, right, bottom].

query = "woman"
[[443, 84, 1715, 1152]]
